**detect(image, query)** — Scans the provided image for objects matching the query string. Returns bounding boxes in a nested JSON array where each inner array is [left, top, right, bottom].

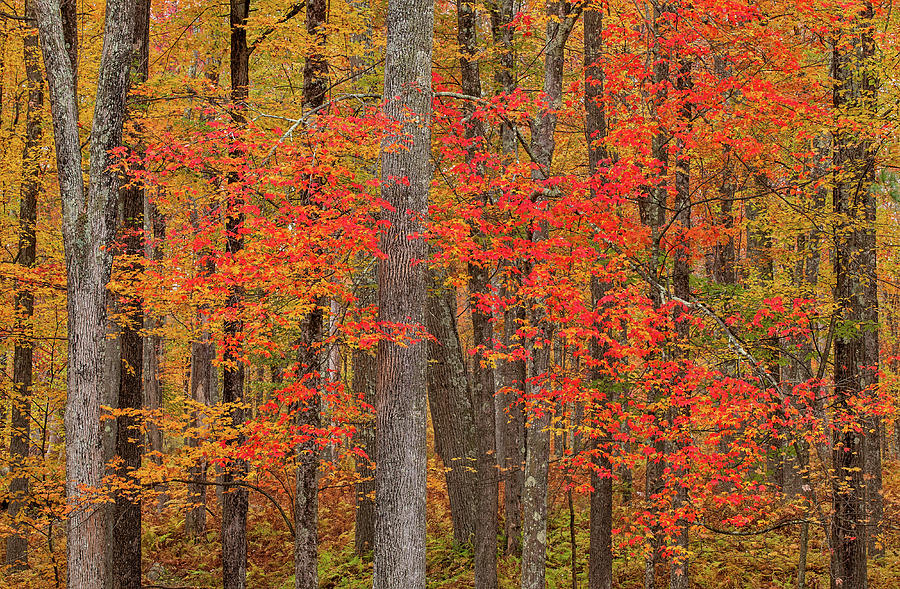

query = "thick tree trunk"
[[426, 270, 478, 545], [374, 0, 434, 584], [6, 1, 43, 569], [294, 0, 328, 586], [34, 1, 137, 587], [222, 2, 251, 587], [294, 311, 322, 589], [830, 4, 877, 586]]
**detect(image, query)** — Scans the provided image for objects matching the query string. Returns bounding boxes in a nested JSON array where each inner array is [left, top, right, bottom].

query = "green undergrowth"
[[142, 462, 900, 588]]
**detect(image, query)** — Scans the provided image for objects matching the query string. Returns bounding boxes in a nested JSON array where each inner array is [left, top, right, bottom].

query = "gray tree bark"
[[374, 0, 435, 584], [520, 3, 581, 588], [456, 0, 500, 581], [33, 0, 137, 586], [426, 269, 477, 545]]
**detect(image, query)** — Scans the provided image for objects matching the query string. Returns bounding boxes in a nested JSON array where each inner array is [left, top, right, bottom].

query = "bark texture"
[[374, 0, 435, 584], [830, 4, 878, 586], [294, 0, 328, 585], [457, 0, 500, 581], [222, 2, 251, 587], [33, 0, 137, 586], [584, 7, 613, 588], [520, 3, 581, 588], [112, 3, 151, 586], [6, 0, 43, 568], [426, 269, 477, 545]]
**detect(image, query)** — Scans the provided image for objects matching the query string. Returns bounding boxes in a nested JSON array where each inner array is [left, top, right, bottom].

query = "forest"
[[0, 0, 898, 587]]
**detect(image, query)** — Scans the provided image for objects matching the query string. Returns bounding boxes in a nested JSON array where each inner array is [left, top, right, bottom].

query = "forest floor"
[[142, 454, 900, 589]]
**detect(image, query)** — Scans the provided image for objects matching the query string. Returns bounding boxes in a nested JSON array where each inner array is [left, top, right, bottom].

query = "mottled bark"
[[33, 0, 137, 586], [374, 0, 434, 584], [6, 0, 43, 568], [521, 2, 581, 588], [294, 311, 322, 589], [831, 4, 878, 585], [426, 270, 477, 545], [489, 0, 523, 557]]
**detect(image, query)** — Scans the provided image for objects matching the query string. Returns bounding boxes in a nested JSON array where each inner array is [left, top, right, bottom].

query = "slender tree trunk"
[[6, 0, 43, 568], [456, 0, 500, 581], [293, 0, 328, 585], [222, 2, 251, 587], [830, 4, 877, 585], [112, 3, 151, 586], [144, 195, 166, 508], [489, 0, 524, 556], [641, 7, 670, 586], [521, 4, 581, 588], [186, 304, 214, 537], [374, 0, 435, 584], [501, 300, 526, 555], [34, 0, 137, 587], [668, 56, 692, 589], [353, 279, 377, 554], [426, 269, 478, 545], [584, 7, 613, 587]]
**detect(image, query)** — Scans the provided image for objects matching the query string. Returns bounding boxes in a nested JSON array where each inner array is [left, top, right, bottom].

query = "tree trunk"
[[426, 270, 478, 545], [34, 0, 137, 586], [830, 4, 877, 585], [293, 0, 328, 585], [521, 3, 581, 587], [456, 0, 499, 581], [144, 195, 166, 508], [501, 300, 526, 555], [374, 0, 435, 584], [6, 0, 43, 568], [112, 3, 151, 586], [584, 6, 613, 587], [641, 6, 670, 586], [186, 306, 214, 537], [222, 2, 251, 587], [668, 57, 692, 589], [353, 334, 377, 554]]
